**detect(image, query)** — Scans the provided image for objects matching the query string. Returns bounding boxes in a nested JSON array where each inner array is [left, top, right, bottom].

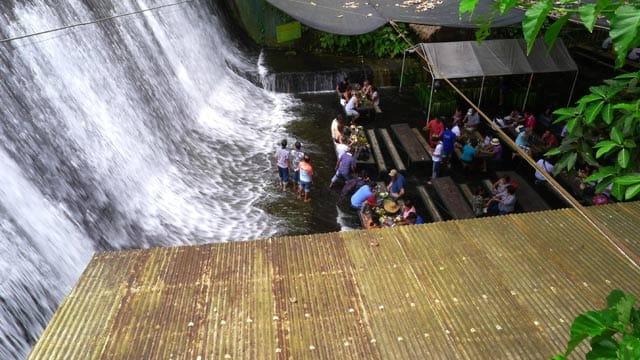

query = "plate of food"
[[379, 191, 388, 198]]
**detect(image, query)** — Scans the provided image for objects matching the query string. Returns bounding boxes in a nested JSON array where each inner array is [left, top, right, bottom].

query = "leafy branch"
[[546, 71, 640, 201], [550, 289, 640, 360], [459, 0, 640, 68]]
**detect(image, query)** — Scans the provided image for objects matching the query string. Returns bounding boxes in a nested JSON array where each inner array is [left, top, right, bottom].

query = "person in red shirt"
[[424, 117, 444, 148], [524, 111, 536, 129], [541, 130, 559, 150]]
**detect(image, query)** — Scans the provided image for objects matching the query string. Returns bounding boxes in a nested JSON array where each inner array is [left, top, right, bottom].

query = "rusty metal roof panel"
[[29, 203, 640, 359], [588, 201, 640, 259]]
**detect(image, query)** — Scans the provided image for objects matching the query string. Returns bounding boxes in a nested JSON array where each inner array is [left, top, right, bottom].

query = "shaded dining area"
[[400, 38, 579, 120]]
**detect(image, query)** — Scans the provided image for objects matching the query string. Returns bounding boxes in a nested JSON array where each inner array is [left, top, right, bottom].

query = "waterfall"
[[260, 65, 372, 93], [256, 50, 399, 94], [257, 49, 371, 93], [0, 1, 295, 358]]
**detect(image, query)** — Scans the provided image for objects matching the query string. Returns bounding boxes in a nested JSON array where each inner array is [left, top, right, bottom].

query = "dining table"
[[358, 192, 405, 229]]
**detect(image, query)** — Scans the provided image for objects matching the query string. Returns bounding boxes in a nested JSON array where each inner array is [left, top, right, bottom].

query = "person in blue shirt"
[[351, 182, 376, 210], [461, 138, 478, 164], [441, 125, 457, 159], [404, 212, 424, 225], [387, 169, 405, 200], [514, 125, 531, 157]]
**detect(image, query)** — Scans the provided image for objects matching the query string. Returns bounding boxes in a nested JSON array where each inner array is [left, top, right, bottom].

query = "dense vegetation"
[[547, 72, 640, 201], [317, 23, 415, 58]]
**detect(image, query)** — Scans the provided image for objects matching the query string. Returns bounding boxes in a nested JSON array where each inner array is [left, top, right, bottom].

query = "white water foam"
[[0, 1, 295, 357]]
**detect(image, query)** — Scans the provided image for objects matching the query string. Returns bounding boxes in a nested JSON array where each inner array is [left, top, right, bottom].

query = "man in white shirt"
[[535, 157, 554, 182], [451, 121, 461, 138], [432, 140, 443, 179]]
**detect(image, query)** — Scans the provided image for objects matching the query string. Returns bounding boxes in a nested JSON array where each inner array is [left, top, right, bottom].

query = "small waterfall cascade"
[[257, 50, 401, 94], [0, 1, 295, 358]]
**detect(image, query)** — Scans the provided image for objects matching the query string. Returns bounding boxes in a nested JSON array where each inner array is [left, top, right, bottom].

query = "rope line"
[[386, 20, 640, 269], [0, 0, 194, 44]]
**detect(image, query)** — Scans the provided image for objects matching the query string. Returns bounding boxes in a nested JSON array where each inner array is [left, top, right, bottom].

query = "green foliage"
[[544, 14, 570, 49], [610, 6, 640, 68], [551, 289, 640, 360], [459, 0, 640, 67], [414, 84, 457, 116], [549, 71, 640, 201], [317, 24, 413, 58], [522, 0, 553, 53]]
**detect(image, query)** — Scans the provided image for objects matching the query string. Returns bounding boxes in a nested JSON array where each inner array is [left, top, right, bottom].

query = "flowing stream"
[[0, 1, 296, 357]]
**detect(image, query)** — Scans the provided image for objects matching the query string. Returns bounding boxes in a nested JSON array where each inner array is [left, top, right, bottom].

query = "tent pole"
[[400, 49, 407, 92], [478, 76, 485, 108], [567, 69, 579, 106], [427, 76, 435, 121], [522, 73, 533, 112]]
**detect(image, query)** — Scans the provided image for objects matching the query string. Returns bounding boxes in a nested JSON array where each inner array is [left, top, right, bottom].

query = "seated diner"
[[463, 108, 480, 131], [345, 91, 360, 123], [478, 138, 502, 172], [387, 169, 405, 200], [336, 77, 349, 98]]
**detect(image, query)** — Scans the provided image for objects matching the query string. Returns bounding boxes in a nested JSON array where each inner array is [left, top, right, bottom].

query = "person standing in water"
[[289, 141, 304, 191], [275, 139, 289, 192], [298, 155, 314, 202]]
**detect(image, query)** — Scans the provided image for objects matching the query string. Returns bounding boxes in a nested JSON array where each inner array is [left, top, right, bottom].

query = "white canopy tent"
[[400, 38, 579, 120]]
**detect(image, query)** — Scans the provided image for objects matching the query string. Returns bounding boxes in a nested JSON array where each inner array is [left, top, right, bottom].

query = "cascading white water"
[[0, 1, 295, 358]]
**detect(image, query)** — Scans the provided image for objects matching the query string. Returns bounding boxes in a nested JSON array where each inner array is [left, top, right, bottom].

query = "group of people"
[[442, 106, 562, 177], [423, 116, 459, 180], [420, 109, 521, 217], [423, 108, 504, 178], [348, 169, 406, 209], [458, 135, 504, 173], [274, 139, 314, 202], [498, 108, 560, 183], [422, 106, 561, 216], [348, 168, 424, 228], [503, 109, 559, 157], [366, 197, 425, 228], [336, 77, 380, 124], [276, 97, 564, 225], [468, 175, 518, 217]]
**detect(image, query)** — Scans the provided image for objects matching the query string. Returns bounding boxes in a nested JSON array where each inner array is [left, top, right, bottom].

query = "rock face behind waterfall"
[[0, 1, 293, 358]]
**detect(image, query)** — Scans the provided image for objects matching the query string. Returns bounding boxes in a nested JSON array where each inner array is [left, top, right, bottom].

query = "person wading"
[[274, 139, 289, 192], [298, 155, 313, 202]]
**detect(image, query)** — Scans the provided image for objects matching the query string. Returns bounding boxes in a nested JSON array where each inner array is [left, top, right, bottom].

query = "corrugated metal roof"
[[29, 203, 640, 359]]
